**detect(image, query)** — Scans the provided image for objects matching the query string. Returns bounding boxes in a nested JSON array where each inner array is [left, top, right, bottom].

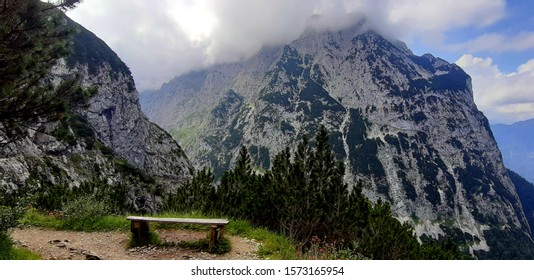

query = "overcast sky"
[[67, 0, 534, 124]]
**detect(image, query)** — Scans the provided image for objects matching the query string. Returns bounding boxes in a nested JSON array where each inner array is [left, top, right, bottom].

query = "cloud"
[[456, 54, 534, 124], [452, 32, 534, 53], [67, 0, 507, 91], [383, 0, 504, 33]]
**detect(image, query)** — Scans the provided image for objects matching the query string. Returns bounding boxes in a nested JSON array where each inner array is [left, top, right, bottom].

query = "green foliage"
[[33, 183, 71, 211], [61, 195, 109, 230], [0, 202, 26, 260], [0, 232, 14, 260], [163, 126, 463, 259], [19, 209, 63, 229], [0, 232, 41, 260], [7, 245, 41, 260], [419, 238, 471, 260], [225, 220, 296, 260], [475, 227, 534, 259], [0, 205, 25, 232], [0, 203, 40, 260], [0, 0, 95, 145], [211, 237, 232, 254], [53, 113, 96, 148], [29, 178, 133, 214], [358, 200, 420, 259], [20, 209, 129, 232], [164, 168, 216, 213], [73, 180, 133, 215]]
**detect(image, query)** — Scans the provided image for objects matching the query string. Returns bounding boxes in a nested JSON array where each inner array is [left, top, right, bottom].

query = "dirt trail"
[[11, 227, 261, 260]]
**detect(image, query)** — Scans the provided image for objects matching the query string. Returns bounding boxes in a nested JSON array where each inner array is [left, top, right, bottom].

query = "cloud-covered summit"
[[67, 0, 533, 124], [67, 0, 505, 90]]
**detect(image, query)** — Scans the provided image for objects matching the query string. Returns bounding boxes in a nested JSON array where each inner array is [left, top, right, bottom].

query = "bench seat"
[[127, 216, 229, 226]]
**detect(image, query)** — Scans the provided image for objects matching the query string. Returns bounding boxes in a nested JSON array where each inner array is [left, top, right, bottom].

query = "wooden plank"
[[126, 216, 229, 226]]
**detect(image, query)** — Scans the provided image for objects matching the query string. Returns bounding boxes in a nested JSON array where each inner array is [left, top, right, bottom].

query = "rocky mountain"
[[141, 21, 533, 256], [492, 119, 534, 184], [1, 17, 192, 211]]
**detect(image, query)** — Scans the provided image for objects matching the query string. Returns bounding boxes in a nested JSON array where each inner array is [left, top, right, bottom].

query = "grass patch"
[[19, 209, 63, 229], [10, 246, 42, 260], [19, 209, 129, 232], [226, 220, 296, 259], [68, 215, 129, 232], [0, 232, 41, 260]]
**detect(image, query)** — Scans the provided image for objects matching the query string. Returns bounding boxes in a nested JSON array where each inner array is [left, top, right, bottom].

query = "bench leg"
[[209, 225, 225, 251], [131, 221, 150, 245]]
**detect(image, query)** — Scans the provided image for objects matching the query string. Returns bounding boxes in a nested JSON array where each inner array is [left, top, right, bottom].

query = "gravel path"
[[11, 227, 261, 260]]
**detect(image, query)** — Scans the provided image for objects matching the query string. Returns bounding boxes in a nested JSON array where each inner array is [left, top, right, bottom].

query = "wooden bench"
[[126, 216, 229, 250]]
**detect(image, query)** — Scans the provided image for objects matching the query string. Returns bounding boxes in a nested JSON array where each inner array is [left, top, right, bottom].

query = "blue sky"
[[67, 0, 534, 124], [410, 0, 534, 72]]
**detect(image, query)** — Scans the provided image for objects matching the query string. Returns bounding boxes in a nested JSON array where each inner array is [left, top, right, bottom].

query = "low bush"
[[61, 195, 109, 231], [0, 232, 13, 260]]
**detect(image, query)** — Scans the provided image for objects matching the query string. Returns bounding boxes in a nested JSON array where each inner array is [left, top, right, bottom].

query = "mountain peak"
[[141, 23, 533, 257]]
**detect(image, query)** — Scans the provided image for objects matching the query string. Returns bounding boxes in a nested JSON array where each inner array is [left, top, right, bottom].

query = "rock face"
[[65, 18, 191, 182], [492, 119, 534, 184], [141, 22, 532, 253], [0, 17, 192, 210]]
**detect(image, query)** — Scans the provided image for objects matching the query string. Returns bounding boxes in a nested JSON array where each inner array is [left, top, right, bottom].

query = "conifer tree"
[[0, 0, 92, 145]]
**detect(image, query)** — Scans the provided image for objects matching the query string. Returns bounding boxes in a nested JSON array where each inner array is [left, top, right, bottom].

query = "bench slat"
[[126, 216, 229, 226]]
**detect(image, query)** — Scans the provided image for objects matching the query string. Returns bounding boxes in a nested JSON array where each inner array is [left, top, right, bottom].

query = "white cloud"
[[452, 32, 534, 53], [456, 55, 534, 124], [385, 0, 504, 31], [67, 0, 507, 91]]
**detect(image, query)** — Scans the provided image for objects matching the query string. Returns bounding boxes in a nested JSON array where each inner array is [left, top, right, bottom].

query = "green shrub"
[[0, 232, 42, 260], [0, 232, 14, 260], [0, 205, 24, 232], [61, 195, 109, 231]]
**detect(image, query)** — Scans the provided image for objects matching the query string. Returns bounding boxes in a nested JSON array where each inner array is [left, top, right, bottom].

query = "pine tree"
[[0, 0, 92, 145]]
